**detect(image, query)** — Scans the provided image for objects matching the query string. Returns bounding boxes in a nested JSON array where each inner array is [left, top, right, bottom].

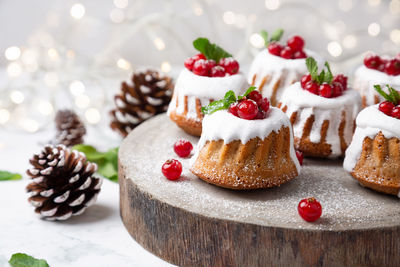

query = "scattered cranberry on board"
[[174, 140, 193, 158], [162, 159, 182, 181], [298, 197, 322, 222]]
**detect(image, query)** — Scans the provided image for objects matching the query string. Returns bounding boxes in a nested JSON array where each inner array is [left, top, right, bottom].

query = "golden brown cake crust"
[[168, 110, 202, 136], [351, 132, 400, 196], [190, 127, 299, 190], [278, 103, 350, 158]]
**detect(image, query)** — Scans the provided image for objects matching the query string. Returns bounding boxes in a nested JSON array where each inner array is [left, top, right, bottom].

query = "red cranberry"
[[193, 53, 206, 61], [247, 90, 262, 103], [174, 139, 193, 158], [237, 99, 258, 120], [258, 97, 270, 112], [267, 42, 283, 56], [364, 54, 382, 70], [296, 150, 304, 166], [210, 66, 226, 77], [229, 103, 239, 116], [293, 50, 307, 59], [379, 101, 395, 116], [219, 57, 239, 75], [298, 197, 322, 222], [384, 59, 400, 76], [255, 110, 267, 120], [184, 57, 195, 71], [287, 36, 305, 52], [332, 82, 344, 97], [332, 74, 348, 90], [304, 81, 319, 95], [162, 159, 182, 181], [319, 83, 333, 98], [205, 59, 216, 70], [300, 74, 312, 88], [280, 46, 294, 59], [391, 106, 400, 119], [378, 59, 387, 72], [193, 59, 209, 76]]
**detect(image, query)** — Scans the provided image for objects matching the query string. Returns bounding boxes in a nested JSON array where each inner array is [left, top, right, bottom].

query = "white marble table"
[[0, 126, 174, 267]]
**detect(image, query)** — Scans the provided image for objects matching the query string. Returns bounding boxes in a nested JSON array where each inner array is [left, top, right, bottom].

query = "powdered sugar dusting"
[[120, 114, 400, 231]]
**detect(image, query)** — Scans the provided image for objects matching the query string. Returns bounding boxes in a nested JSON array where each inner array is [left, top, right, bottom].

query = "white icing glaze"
[[247, 49, 323, 103], [190, 107, 301, 173], [354, 65, 400, 106], [167, 68, 248, 120], [343, 104, 400, 174], [279, 82, 361, 158]]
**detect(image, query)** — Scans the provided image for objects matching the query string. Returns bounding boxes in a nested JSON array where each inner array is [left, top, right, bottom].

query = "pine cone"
[[26, 145, 102, 221], [110, 69, 174, 137], [54, 110, 86, 147]]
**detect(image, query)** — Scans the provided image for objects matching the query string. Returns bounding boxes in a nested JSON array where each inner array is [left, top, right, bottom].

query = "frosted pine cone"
[[26, 145, 102, 221], [110, 69, 173, 137], [54, 110, 86, 147]]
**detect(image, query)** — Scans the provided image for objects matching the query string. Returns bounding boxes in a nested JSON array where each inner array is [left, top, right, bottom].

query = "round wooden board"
[[119, 114, 400, 267]]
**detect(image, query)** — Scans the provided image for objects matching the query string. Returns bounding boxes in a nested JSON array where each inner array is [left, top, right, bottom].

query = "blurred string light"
[[21, 119, 39, 133], [75, 94, 90, 108], [161, 61, 171, 73], [249, 33, 265, 48], [327, 41, 342, 57], [265, 0, 280, 10], [154, 38, 166, 50], [368, 23, 380, 36], [390, 29, 400, 44], [7, 62, 22, 77], [222, 11, 235, 25], [368, 0, 381, 6], [85, 108, 101, 124], [192, 3, 203, 16], [5, 46, 21, 61], [390, 0, 400, 14], [36, 100, 54, 116], [10, 90, 24, 104], [70, 3, 85, 20], [0, 109, 10, 124], [69, 80, 85, 96], [343, 35, 357, 49], [117, 58, 131, 70]]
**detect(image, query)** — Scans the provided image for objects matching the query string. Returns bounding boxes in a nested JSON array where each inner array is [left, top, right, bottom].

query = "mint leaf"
[[224, 90, 237, 103], [306, 57, 318, 81], [388, 84, 400, 104], [9, 253, 49, 267], [317, 70, 325, 85], [193, 38, 232, 63], [0, 170, 22, 181], [242, 86, 256, 97], [72, 145, 119, 182], [270, 29, 284, 43], [260, 30, 269, 46], [324, 62, 333, 84], [374, 85, 394, 103]]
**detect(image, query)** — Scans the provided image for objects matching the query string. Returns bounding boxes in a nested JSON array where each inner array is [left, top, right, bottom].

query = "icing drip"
[[247, 49, 323, 103], [343, 105, 400, 175], [279, 82, 361, 158], [167, 68, 248, 120], [190, 108, 301, 173], [354, 66, 400, 106]]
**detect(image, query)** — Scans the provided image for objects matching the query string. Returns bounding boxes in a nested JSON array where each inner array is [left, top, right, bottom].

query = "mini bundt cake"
[[168, 37, 247, 136], [278, 58, 361, 158], [190, 88, 300, 189], [248, 30, 323, 106], [354, 53, 400, 107], [344, 85, 400, 197]]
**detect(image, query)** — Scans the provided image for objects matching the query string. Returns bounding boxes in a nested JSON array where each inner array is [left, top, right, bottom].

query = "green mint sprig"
[[0, 170, 22, 181], [306, 57, 334, 85], [193, 38, 232, 63], [260, 29, 284, 46], [374, 84, 400, 105], [9, 253, 49, 267], [72, 145, 119, 182], [201, 86, 256, 115]]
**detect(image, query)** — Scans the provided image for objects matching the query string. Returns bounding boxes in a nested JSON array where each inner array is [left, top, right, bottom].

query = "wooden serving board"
[[119, 114, 400, 267]]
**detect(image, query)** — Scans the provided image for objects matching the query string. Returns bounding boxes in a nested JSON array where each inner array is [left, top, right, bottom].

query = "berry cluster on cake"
[[278, 57, 361, 158], [168, 38, 247, 136], [354, 53, 400, 107], [190, 87, 300, 189], [248, 29, 323, 106]]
